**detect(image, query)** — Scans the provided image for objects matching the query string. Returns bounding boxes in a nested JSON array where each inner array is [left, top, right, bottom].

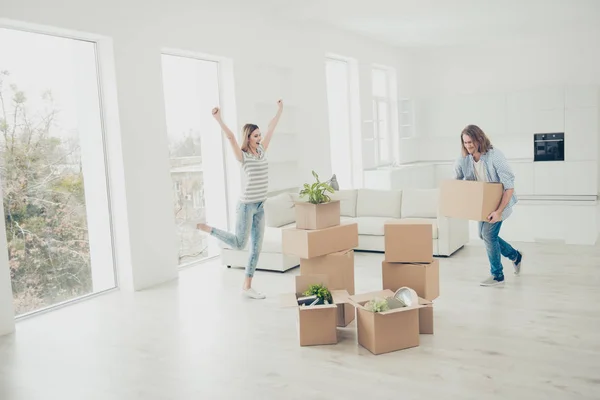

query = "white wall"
[[401, 32, 600, 164], [410, 86, 600, 195], [0, 0, 404, 332], [398, 32, 600, 244]]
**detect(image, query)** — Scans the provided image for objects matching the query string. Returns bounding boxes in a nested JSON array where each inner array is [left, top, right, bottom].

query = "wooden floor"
[[1, 241, 599, 399]]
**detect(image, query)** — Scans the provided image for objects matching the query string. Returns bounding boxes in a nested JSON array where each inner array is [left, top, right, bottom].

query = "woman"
[[197, 100, 283, 299], [454, 125, 523, 287]]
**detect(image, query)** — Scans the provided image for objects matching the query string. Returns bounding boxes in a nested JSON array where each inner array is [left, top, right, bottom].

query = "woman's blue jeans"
[[210, 201, 265, 278], [478, 221, 519, 280]]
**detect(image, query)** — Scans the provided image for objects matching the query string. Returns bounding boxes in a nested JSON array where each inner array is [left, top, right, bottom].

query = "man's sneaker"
[[242, 287, 266, 299], [513, 251, 523, 276], [480, 276, 505, 287]]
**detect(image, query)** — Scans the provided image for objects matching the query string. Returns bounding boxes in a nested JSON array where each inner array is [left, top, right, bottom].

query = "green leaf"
[[301, 170, 334, 204], [303, 283, 332, 303], [311, 170, 319, 182]]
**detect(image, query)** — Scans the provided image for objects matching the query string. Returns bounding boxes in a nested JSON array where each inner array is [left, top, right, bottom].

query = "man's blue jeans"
[[478, 221, 519, 280], [210, 201, 265, 278]]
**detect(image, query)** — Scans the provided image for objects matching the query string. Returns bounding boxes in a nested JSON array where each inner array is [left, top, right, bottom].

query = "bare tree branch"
[[0, 73, 9, 150], [1, 71, 93, 313]]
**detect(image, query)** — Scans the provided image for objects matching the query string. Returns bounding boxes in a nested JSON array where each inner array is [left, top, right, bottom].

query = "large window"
[[325, 56, 362, 189], [0, 28, 116, 316], [161, 54, 229, 267], [371, 66, 399, 166]]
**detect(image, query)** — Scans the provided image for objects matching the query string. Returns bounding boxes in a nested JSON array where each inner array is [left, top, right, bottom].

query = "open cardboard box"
[[280, 274, 353, 346], [348, 289, 430, 355]]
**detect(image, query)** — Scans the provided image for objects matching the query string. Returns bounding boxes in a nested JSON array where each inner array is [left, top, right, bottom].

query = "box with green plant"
[[364, 298, 390, 313], [295, 170, 341, 230], [362, 287, 419, 313], [303, 283, 333, 305], [352, 289, 423, 355]]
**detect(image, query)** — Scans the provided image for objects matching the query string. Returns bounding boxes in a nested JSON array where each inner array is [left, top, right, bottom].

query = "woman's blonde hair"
[[461, 124, 493, 157], [240, 123, 259, 152]]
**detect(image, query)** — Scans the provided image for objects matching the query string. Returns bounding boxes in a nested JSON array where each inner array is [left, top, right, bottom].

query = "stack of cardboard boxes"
[[281, 200, 359, 346], [344, 221, 438, 355], [381, 222, 440, 303], [280, 200, 438, 354]]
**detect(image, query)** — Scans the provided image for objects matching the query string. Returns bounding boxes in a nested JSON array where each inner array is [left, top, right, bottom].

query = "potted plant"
[[364, 298, 390, 313], [303, 283, 333, 305], [363, 287, 419, 313], [299, 170, 335, 204], [295, 170, 340, 230]]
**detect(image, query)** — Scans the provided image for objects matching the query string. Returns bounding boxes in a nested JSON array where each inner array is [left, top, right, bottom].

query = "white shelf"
[[399, 98, 415, 138]]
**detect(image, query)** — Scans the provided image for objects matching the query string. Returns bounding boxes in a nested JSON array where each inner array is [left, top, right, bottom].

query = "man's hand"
[[487, 210, 502, 224], [277, 99, 283, 109]]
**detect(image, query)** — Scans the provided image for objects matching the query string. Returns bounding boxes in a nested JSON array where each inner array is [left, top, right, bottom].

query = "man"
[[454, 125, 523, 286]]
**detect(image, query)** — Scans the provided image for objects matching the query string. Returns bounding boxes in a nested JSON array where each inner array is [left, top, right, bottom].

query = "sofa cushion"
[[351, 217, 438, 238], [397, 218, 439, 239], [264, 193, 295, 228], [401, 188, 439, 219], [330, 189, 358, 217], [356, 189, 402, 218], [354, 217, 401, 235]]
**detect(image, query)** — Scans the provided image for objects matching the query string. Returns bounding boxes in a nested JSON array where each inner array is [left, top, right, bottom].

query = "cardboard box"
[[337, 301, 355, 328], [384, 222, 433, 263], [300, 249, 355, 295], [348, 290, 424, 355], [382, 259, 440, 301], [282, 222, 358, 259], [294, 200, 340, 230], [280, 275, 351, 346], [419, 298, 434, 335], [439, 179, 504, 221]]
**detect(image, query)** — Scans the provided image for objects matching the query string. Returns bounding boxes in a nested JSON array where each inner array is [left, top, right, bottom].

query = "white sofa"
[[219, 188, 470, 272]]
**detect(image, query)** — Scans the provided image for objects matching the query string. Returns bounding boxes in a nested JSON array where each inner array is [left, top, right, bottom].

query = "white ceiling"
[[256, 0, 600, 47]]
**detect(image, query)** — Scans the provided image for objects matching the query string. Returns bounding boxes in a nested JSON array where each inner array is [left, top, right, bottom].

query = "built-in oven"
[[533, 132, 564, 162]]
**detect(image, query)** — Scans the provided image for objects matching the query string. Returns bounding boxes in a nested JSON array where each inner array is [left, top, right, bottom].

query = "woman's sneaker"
[[480, 276, 505, 287], [242, 287, 266, 299], [513, 251, 523, 276]]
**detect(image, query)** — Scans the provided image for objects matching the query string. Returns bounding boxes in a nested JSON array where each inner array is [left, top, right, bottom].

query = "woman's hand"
[[211, 107, 221, 120], [262, 100, 283, 151]]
